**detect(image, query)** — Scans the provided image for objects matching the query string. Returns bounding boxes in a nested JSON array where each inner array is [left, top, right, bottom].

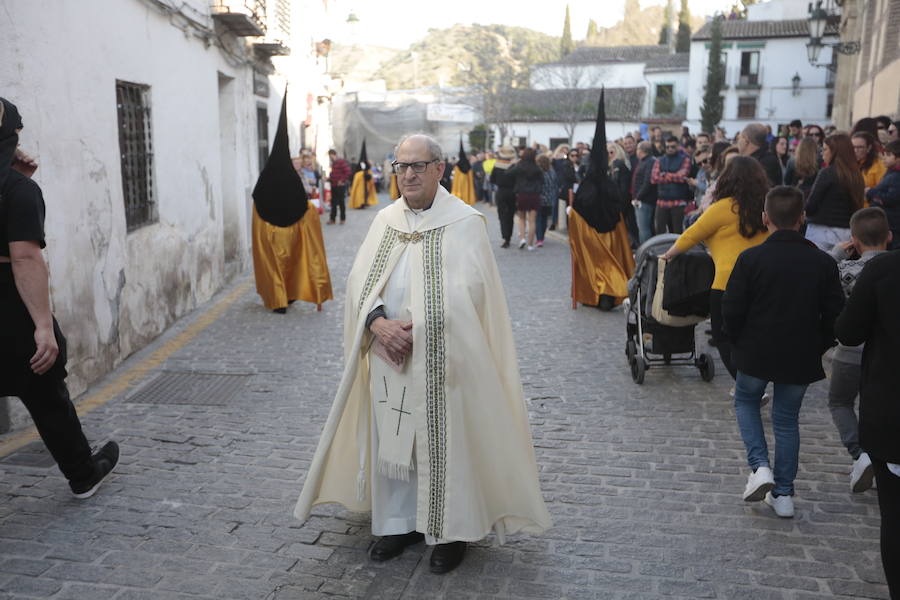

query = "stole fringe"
[[377, 457, 412, 482]]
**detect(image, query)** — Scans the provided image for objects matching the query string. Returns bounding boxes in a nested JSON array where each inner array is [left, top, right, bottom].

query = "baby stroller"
[[624, 234, 716, 384]]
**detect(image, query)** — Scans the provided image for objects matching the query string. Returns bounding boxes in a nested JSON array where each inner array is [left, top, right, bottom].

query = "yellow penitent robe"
[[388, 173, 400, 200], [252, 202, 334, 310], [568, 208, 635, 307], [349, 170, 378, 209], [450, 167, 476, 205], [295, 186, 551, 542]]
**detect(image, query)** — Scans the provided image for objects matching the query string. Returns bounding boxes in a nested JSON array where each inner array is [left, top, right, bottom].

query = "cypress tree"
[[700, 17, 725, 134], [561, 5, 575, 57], [658, 0, 673, 45], [676, 0, 692, 52]]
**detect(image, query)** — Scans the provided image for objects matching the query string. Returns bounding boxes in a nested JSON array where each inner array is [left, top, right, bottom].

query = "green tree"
[[676, 0, 692, 52], [586, 19, 598, 42], [561, 5, 574, 57], [658, 0, 673, 46], [700, 17, 725, 134]]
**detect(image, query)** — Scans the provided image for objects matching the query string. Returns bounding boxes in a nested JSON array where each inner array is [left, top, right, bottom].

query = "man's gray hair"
[[397, 133, 444, 161], [742, 123, 768, 149], [637, 141, 653, 154]]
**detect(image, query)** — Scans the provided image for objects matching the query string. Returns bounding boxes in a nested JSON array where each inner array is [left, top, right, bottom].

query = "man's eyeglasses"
[[392, 159, 438, 175], [665, 145, 678, 150]]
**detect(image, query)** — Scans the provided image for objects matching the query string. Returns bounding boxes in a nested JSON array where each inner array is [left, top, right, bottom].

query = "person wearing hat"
[[489, 145, 518, 248]]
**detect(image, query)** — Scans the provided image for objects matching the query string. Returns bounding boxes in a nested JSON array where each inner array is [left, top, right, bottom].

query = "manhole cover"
[[0, 440, 56, 468], [126, 372, 250, 405]]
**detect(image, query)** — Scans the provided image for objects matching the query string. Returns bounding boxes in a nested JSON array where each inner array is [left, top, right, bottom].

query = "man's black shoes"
[[70, 441, 119, 499], [369, 531, 424, 562], [429, 541, 466, 574]]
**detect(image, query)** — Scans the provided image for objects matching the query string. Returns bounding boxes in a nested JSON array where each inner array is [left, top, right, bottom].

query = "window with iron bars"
[[116, 81, 157, 231]]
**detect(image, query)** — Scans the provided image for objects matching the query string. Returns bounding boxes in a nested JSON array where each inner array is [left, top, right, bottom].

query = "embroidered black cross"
[[379, 376, 388, 403], [392, 387, 409, 435]]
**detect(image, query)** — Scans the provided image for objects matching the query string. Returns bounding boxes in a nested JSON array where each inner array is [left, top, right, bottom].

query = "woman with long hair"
[[771, 135, 789, 178], [608, 142, 638, 246], [851, 131, 887, 189], [784, 137, 820, 199], [805, 132, 866, 250], [662, 156, 770, 381], [806, 124, 826, 148], [697, 142, 739, 214], [507, 147, 543, 250]]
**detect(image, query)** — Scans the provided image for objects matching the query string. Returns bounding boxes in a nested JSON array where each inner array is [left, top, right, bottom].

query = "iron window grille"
[[116, 81, 156, 232], [737, 96, 757, 119]]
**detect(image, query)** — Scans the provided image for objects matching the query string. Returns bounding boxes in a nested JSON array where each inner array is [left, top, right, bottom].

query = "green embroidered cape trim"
[[422, 227, 447, 538], [357, 227, 399, 314]]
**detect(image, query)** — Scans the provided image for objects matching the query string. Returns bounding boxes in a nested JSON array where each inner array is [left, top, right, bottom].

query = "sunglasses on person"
[[665, 144, 678, 150]]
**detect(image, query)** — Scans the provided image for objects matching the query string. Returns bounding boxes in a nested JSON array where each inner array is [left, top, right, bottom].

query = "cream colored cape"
[[294, 186, 551, 542]]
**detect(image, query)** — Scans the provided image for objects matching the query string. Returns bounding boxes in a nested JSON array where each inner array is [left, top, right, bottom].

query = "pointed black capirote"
[[252, 91, 308, 227], [456, 137, 471, 174], [359, 139, 369, 169], [573, 88, 622, 233]]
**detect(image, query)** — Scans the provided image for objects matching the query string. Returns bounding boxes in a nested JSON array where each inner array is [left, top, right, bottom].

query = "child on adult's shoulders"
[[866, 139, 900, 250]]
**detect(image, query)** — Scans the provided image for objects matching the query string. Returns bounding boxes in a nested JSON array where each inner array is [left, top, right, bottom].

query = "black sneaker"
[[70, 441, 119, 499]]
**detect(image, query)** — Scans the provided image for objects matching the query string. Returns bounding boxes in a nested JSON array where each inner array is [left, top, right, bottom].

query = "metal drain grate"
[[0, 440, 57, 468], [126, 371, 250, 406]]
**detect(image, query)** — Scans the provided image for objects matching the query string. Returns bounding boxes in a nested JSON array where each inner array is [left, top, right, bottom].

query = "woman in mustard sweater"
[[662, 156, 770, 379]]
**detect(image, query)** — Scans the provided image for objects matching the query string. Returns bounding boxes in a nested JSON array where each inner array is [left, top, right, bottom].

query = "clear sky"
[[325, 0, 742, 49]]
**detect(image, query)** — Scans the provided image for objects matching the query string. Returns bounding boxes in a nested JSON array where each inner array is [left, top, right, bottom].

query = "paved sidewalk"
[[0, 198, 890, 599]]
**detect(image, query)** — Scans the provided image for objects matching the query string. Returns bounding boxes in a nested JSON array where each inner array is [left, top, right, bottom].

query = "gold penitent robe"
[[252, 201, 333, 310], [388, 173, 400, 200], [349, 170, 378, 209], [295, 186, 551, 542], [568, 208, 635, 307], [450, 166, 476, 205]]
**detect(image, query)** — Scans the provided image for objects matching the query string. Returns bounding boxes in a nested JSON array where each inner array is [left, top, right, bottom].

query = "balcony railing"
[[210, 0, 266, 37]]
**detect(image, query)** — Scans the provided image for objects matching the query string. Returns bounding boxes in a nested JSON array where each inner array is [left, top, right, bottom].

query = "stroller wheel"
[[625, 339, 637, 366], [631, 357, 647, 384], [698, 353, 716, 382]]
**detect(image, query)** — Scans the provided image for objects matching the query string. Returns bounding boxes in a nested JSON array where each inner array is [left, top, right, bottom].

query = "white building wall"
[[0, 0, 316, 397], [686, 36, 836, 137]]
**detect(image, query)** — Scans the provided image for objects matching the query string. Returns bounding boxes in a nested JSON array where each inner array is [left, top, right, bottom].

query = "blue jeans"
[[536, 206, 550, 241], [734, 371, 808, 496], [636, 202, 655, 244]]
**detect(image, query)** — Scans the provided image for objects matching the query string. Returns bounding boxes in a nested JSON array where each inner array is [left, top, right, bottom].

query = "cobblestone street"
[[0, 197, 890, 599]]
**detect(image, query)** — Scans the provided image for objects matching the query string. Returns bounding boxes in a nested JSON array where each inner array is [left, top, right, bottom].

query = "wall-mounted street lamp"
[[806, 0, 860, 70], [791, 72, 801, 95]]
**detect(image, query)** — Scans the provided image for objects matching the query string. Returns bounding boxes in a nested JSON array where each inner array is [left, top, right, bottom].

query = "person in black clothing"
[[805, 132, 866, 250], [783, 137, 820, 200], [632, 141, 657, 244], [608, 142, 638, 247], [723, 186, 845, 519], [507, 147, 543, 250], [0, 98, 119, 499], [471, 152, 486, 203], [835, 250, 900, 599], [489, 145, 518, 248], [737, 123, 783, 187]]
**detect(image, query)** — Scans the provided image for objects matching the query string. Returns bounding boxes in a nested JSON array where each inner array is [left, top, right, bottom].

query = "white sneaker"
[[743, 466, 775, 502], [764, 492, 794, 518], [518, 238, 527, 249], [850, 452, 874, 493], [526, 245, 535, 251]]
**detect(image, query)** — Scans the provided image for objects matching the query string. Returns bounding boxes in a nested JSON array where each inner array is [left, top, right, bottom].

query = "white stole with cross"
[[368, 220, 427, 481]]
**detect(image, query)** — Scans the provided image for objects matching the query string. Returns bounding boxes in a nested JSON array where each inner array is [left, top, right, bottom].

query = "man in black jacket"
[[835, 250, 900, 598], [738, 123, 783, 187], [632, 141, 657, 244], [723, 186, 844, 519]]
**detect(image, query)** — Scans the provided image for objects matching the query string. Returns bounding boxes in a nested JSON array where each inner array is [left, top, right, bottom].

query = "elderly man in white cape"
[[294, 134, 551, 574]]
